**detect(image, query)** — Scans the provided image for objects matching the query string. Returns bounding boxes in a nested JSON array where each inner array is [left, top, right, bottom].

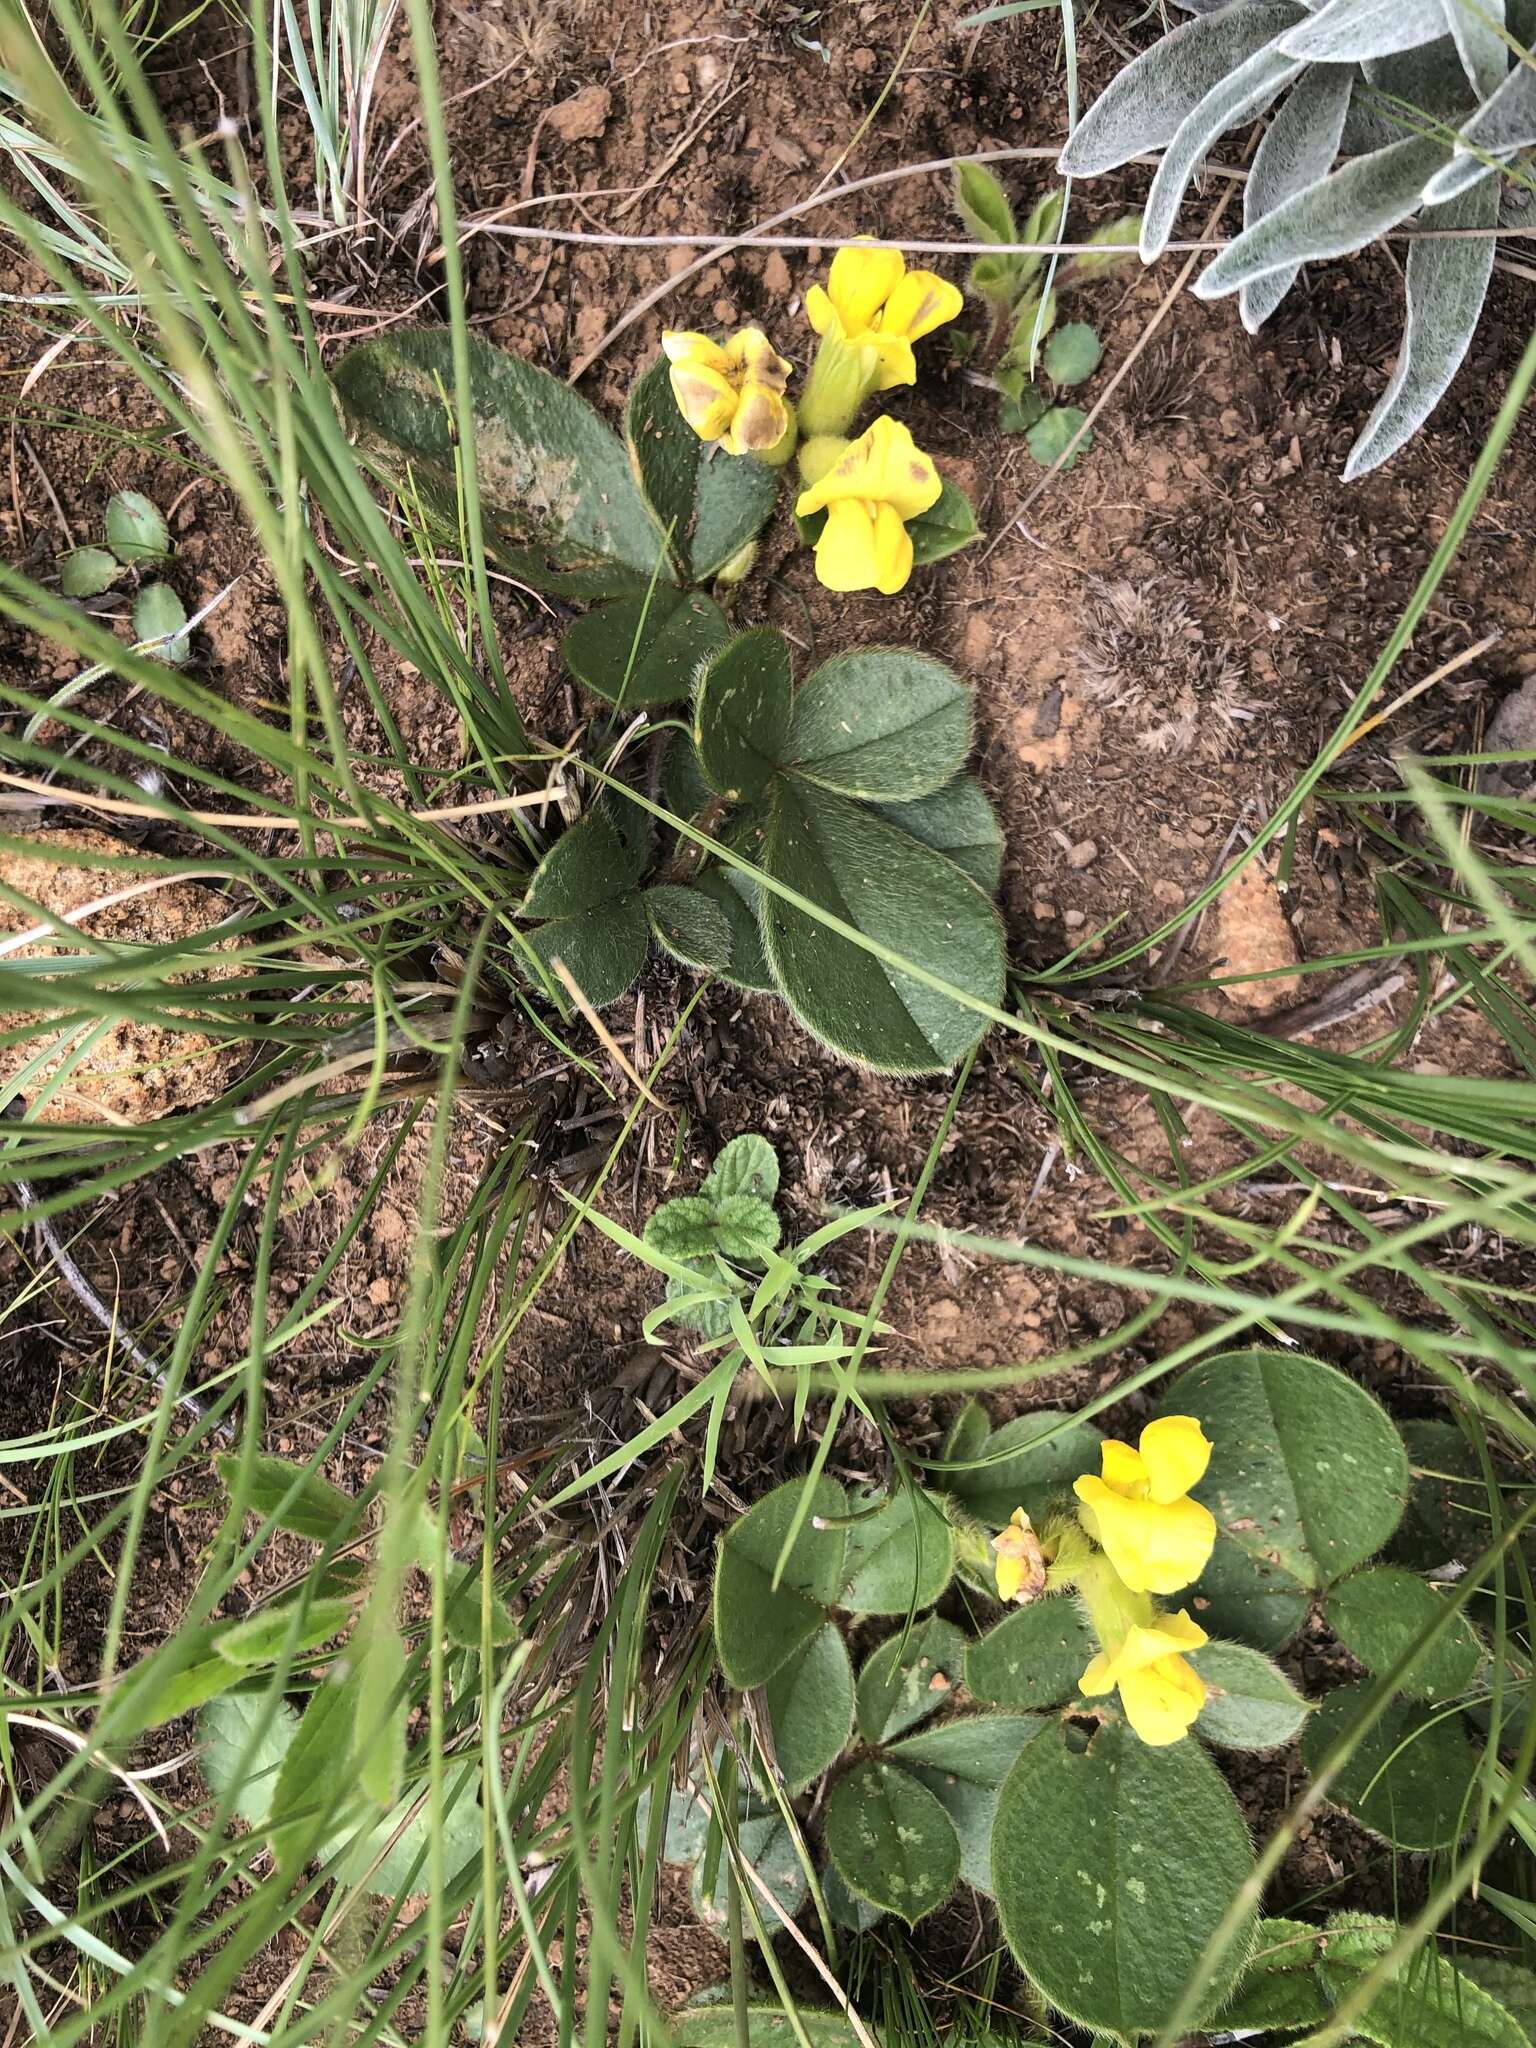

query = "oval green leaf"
[[825, 1758, 960, 1925], [1192, 1639, 1310, 1750], [1300, 1679, 1480, 1850], [856, 1615, 970, 1744], [764, 1621, 855, 1794], [993, 1718, 1257, 2039], [1326, 1565, 1483, 1702], [712, 1475, 847, 1689], [693, 628, 793, 800], [838, 1488, 955, 1616], [788, 650, 973, 801], [966, 1596, 1096, 1710], [562, 588, 730, 708]]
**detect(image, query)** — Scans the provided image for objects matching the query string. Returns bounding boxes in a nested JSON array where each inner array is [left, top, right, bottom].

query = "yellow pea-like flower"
[[991, 1507, 1046, 1604], [1072, 1416, 1216, 1596], [805, 243, 963, 391], [1078, 1609, 1209, 1747], [792, 415, 941, 594], [661, 326, 793, 456]]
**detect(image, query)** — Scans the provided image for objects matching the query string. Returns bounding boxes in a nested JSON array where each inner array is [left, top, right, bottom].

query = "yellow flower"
[[661, 326, 793, 455], [992, 1508, 1046, 1604], [793, 415, 941, 594], [805, 243, 963, 391], [1072, 1416, 1216, 1596], [1079, 1609, 1208, 1747]]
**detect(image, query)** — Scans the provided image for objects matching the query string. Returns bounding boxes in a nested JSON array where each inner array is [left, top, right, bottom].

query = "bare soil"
[[4, 0, 1536, 2035]]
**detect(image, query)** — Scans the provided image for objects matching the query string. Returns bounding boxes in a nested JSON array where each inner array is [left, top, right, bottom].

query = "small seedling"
[[58, 487, 190, 664], [953, 162, 1137, 469]]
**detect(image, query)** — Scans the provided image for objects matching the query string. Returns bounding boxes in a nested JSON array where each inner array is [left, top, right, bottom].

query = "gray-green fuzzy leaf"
[[825, 1759, 959, 1925], [1216, 1918, 1333, 2032], [1239, 64, 1356, 331], [105, 488, 170, 564], [693, 628, 793, 800], [1440, 0, 1508, 97], [764, 1622, 855, 1793], [60, 545, 120, 598], [712, 1475, 847, 1689], [133, 582, 190, 663], [217, 1453, 356, 1545], [1192, 1639, 1310, 1749], [966, 1596, 1096, 1710], [522, 809, 638, 920], [645, 1196, 719, 1261], [759, 777, 1004, 1073], [1343, 176, 1498, 480], [334, 330, 667, 599], [1156, 1349, 1409, 1617], [645, 884, 733, 971], [1424, 54, 1536, 202], [528, 894, 648, 1008], [1042, 321, 1102, 387], [788, 650, 973, 802], [562, 588, 729, 709], [1059, 2, 1305, 176], [1324, 1564, 1483, 1700], [1279, 0, 1450, 62], [1301, 1680, 1480, 1849], [856, 1615, 969, 1743], [711, 1194, 780, 1261], [1141, 44, 1305, 259], [939, 1408, 1103, 1527], [1196, 134, 1450, 299], [693, 869, 774, 992], [905, 477, 980, 566], [1025, 406, 1092, 470], [993, 1719, 1257, 2039], [837, 1488, 955, 1615], [873, 777, 1005, 893], [887, 1713, 1044, 1894]]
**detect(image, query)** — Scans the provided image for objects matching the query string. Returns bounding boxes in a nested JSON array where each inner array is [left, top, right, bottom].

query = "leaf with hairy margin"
[[1239, 65, 1355, 330], [1279, 0, 1450, 62], [1344, 175, 1498, 478], [1423, 56, 1536, 202], [1195, 134, 1450, 298], [1142, 46, 1305, 259], [1058, 2, 1304, 177], [1440, 0, 1508, 98]]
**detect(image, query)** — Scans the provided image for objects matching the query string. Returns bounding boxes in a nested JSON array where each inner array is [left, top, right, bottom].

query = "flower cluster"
[[993, 1416, 1218, 1748], [660, 243, 961, 595]]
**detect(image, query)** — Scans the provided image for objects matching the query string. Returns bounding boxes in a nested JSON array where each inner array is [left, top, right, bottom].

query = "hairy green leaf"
[[765, 1622, 855, 1793], [693, 627, 793, 800], [1192, 1639, 1310, 1748], [825, 1759, 960, 1924], [713, 1476, 847, 1688], [788, 650, 973, 802], [562, 588, 729, 708]]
